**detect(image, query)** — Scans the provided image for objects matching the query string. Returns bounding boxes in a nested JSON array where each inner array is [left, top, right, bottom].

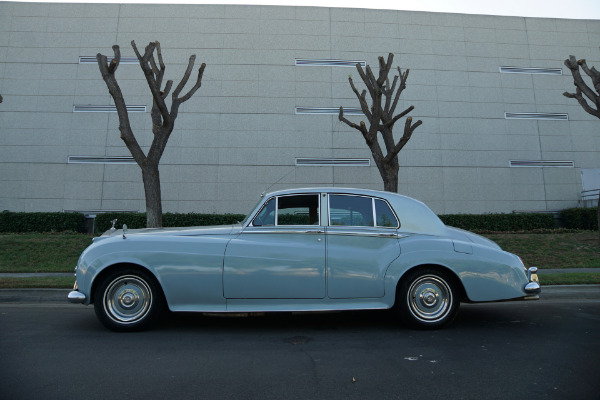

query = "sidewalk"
[[0, 282, 599, 304]]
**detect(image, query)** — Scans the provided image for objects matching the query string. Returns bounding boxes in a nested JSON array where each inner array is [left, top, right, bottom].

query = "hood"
[[101, 224, 239, 239]]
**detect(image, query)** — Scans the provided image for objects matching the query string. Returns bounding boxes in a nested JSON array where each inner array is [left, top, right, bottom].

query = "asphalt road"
[[1, 299, 599, 400]]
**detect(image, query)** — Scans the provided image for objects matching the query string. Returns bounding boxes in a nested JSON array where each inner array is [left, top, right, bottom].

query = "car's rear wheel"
[[94, 268, 162, 332], [396, 268, 459, 329]]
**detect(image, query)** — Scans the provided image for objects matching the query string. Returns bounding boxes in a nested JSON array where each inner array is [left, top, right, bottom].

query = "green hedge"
[[560, 207, 598, 230], [0, 211, 86, 233], [0, 207, 596, 233], [94, 212, 246, 233], [438, 212, 556, 232]]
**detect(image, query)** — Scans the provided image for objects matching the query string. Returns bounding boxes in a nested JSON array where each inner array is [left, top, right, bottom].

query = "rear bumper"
[[523, 267, 541, 299]]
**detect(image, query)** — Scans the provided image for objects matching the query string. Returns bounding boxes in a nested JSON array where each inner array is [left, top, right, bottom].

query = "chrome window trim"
[[374, 198, 401, 228], [327, 193, 400, 229], [249, 196, 275, 227], [243, 228, 402, 238], [250, 193, 321, 228]]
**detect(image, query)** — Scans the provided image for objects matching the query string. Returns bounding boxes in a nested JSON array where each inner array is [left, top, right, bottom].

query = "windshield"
[[240, 196, 265, 226]]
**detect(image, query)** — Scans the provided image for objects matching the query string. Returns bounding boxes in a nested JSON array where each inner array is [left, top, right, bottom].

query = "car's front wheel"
[[396, 268, 459, 329], [94, 268, 162, 332]]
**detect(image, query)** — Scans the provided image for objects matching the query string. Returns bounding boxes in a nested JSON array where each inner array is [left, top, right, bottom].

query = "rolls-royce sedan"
[[68, 187, 540, 331]]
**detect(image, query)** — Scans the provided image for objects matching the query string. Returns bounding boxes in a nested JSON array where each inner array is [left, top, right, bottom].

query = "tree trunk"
[[141, 163, 163, 228], [380, 163, 399, 193]]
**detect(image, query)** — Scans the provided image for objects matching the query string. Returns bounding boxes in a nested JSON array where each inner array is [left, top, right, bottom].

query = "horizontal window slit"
[[73, 105, 146, 112], [295, 158, 371, 167], [295, 59, 366, 67], [505, 112, 568, 120], [509, 160, 574, 168], [68, 156, 136, 164], [79, 56, 138, 64], [295, 107, 362, 115], [499, 66, 562, 75]]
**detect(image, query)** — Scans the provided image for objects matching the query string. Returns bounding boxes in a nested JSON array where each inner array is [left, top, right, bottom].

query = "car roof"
[[263, 187, 447, 235]]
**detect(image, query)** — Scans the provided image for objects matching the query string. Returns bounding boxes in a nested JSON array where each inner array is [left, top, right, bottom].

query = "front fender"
[[75, 235, 230, 311]]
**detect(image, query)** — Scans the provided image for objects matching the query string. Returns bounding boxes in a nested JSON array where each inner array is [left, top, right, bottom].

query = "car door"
[[223, 193, 326, 299], [326, 194, 401, 299]]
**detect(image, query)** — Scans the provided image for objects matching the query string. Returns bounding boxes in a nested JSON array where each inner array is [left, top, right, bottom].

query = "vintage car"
[[68, 187, 540, 331]]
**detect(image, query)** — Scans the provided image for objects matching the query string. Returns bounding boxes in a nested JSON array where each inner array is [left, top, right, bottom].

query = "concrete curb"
[[0, 286, 599, 304], [0, 289, 70, 303]]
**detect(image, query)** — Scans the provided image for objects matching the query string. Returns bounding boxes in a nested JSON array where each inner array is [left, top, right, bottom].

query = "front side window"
[[252, 198, 276, 226], [277, 194, 319, 225], [252, 194, 319, 226]]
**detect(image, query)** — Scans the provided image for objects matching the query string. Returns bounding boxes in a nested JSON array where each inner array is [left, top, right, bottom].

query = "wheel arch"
[[394, 264, 467, 305], [90, 262, 166, 306]]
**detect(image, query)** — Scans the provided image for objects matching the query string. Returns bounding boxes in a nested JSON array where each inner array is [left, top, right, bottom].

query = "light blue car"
[[68, 188, 540, 331]]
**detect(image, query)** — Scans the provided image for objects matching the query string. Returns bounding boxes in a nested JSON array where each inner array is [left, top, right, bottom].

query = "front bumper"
[[67, 281, 86, 304], [67, 291, 86, 303]]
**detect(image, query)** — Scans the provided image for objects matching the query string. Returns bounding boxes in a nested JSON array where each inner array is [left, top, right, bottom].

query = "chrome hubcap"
[[407, 275, 452, 322], [104, 275, 152, 324]]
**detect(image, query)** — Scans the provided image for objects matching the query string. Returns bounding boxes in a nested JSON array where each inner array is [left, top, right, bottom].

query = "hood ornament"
[[122, 224, 128, 239]]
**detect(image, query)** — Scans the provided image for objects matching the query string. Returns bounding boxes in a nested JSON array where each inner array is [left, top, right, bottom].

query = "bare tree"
[[339, 53, 422, 192], [563, 53, 600, 236], [97, 41, 206, 228]]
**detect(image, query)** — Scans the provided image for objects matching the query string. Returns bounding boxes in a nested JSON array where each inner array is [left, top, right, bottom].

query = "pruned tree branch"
[[563, 54, 600, 119], [339, 53, 422, 192], [96, 47, 146, 166], [563, 51, 600, 242], [384, 117, 423, 164], [97, 41, 206, 227]]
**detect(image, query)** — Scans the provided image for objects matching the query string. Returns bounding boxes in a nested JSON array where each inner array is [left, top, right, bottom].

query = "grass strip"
[[0, 276, 75, 289], [538, 273, 600, 286], [484, 232, 600, 269], [0, 233, 93, 273]]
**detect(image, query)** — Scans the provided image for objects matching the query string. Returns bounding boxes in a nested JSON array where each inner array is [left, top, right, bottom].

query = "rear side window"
[[329, 195, 374, 227], [375, 199, 399, 227], [329, 195, 399, 228]]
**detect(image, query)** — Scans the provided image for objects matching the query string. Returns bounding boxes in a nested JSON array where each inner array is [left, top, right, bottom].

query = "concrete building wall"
[[1, 2, 599, 215]]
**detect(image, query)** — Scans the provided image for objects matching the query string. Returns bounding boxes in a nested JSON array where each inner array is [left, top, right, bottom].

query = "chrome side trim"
[[242, 229, 403, 238], [326, 231, 399, 238], [243, 229, 324, 235]]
